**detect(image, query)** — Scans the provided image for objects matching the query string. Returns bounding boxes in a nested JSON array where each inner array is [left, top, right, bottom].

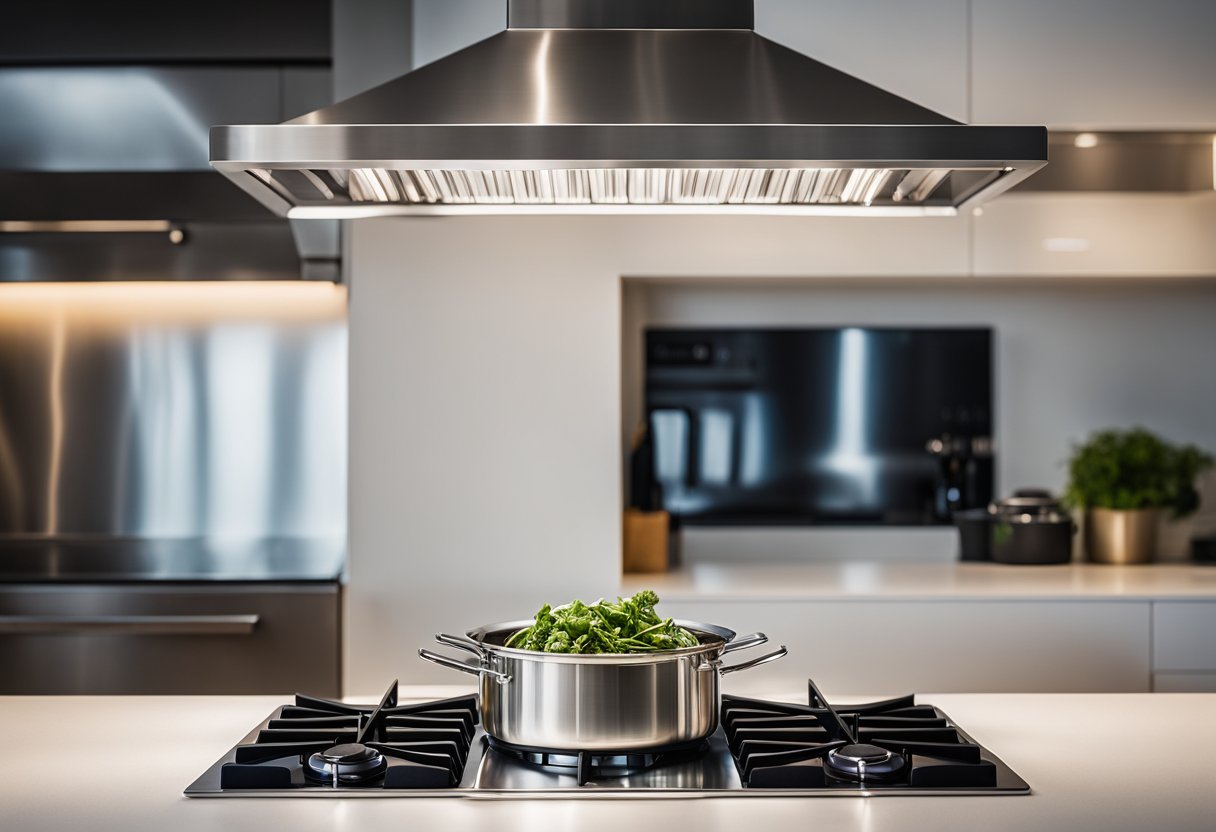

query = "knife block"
[[623, 509, 672, 574]]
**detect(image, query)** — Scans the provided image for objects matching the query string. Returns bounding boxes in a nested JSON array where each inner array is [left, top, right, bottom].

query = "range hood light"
[[284, 203, 961, 219], [1074, 133, 1099, 149]]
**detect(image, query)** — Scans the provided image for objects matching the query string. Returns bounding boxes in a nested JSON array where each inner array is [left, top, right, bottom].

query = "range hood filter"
[[261, 166, 971, 216]]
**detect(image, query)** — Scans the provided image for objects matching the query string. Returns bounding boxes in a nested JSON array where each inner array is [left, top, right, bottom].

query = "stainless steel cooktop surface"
[[184, 681, 1031, 798]]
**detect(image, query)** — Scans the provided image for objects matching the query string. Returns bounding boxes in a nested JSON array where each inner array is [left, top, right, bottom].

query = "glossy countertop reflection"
[[1, 689, 1214, 832], [623, 559, 1216, 601], [0, 536, 344, 582]]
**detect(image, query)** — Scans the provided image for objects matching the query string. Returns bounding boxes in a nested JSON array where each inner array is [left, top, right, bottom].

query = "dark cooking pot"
[[955, 508, 995, 561], [991, 490, 1076, 565]]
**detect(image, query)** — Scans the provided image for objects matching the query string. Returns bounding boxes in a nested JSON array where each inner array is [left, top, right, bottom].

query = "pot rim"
[[466, 619, 736, 663]]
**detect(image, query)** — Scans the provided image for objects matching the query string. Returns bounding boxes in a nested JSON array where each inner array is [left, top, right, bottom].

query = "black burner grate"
[[218, 680, 477, 790], [722, 680, 998, 789]]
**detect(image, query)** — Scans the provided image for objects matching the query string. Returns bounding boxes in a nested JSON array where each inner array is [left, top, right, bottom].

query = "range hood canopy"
[[211, 0, 1047, 218]]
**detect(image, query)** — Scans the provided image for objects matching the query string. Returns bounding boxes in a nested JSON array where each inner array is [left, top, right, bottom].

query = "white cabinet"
[[662, 599, 1152, 697], [971, 0, 1216, 129], [1153, 673, 1216, 693], [753, 0, 1216, 130], [754, 0, 969, 122], [614, 215, 973, 278], [1153, 602, 1216, 670], [973, 193, 1216, 278], [1152, 599, 1216, 692], [754, 0, 1216, 130]]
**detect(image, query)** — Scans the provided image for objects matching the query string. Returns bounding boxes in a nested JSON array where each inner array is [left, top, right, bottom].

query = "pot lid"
[[993, 490, 1069, 523], [210, 0, 1047, 219]]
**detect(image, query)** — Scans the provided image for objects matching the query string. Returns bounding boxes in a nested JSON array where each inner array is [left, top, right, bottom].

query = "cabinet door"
[[973, 193, 1216, 277], [1153, 602, 1216, 672], [972, 0, 1216, 129], [661, 599, 1151, 696], [0, 584, 340, 695], [1153, 673, 1216, 693]]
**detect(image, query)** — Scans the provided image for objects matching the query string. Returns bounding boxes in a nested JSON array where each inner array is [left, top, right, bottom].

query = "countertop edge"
[[620, 561, 1216, 602]]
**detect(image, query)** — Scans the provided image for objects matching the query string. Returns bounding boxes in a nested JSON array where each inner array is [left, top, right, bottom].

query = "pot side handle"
[[721, 632, 768, 654], [435, 632, 486, 659], [417, 648, 512, 685], [718, 645, 788, 675]]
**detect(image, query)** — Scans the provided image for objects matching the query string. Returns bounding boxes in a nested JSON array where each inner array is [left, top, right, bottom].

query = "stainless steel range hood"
[[211, 0, 1047, 218]]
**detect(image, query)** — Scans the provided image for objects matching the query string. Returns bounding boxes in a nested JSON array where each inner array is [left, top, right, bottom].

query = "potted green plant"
[[1064, 428, 1213, 564]]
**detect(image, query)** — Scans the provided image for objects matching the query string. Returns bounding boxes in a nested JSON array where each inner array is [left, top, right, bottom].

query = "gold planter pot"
[[1086, 507, 1159, 564]]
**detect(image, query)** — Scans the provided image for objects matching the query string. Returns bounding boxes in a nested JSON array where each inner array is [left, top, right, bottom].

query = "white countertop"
[[622, 560, 1216, 601], [4, 687, 1214, 832]]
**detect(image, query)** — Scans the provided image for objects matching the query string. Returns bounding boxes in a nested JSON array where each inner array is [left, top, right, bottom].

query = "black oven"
[[642, 327, 994, 526]]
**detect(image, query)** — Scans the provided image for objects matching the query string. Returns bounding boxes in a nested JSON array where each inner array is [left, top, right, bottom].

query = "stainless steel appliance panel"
[[0, 222, 304, 281], [0, 67, 284, 172], [644, 327, 994, 526], [0, 537, 344, 583], [0, 583, 339, 695], [0, 282, 347, 538], [0, 0, 331, 64]]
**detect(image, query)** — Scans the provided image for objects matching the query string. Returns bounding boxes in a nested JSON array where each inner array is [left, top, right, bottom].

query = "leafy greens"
[[504, 590, 699, 654]]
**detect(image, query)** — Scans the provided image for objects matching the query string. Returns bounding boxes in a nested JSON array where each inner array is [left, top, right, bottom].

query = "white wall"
[[412, 0, 504, 68], [347, 212, 1216, 690], [346, 213, 966, 690], [754, 0, 970, 121], [347, 217, 618, 692], [333, 0, 413, 99]]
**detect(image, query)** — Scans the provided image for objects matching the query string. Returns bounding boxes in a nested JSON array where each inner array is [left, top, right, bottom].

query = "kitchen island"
[[623, 561, 1216, 694], [3, 688, 1212, 832], [621, 559, 1216, 601]]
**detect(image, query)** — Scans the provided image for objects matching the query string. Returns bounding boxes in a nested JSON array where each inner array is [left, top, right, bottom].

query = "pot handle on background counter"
[[721, 632, 768, 654], [718, 646, 788, 675], [418, 648, 512, 685]]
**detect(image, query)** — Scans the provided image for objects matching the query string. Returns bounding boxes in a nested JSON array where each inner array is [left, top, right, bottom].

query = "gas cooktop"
[[185, 678, 1029, 797]]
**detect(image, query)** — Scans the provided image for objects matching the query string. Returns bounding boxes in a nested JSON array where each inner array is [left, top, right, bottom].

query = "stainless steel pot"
[[418, 620, 786, 751]]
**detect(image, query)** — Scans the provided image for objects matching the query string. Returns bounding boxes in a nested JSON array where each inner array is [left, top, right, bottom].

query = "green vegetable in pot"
[[504, 590, 699, 654]]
